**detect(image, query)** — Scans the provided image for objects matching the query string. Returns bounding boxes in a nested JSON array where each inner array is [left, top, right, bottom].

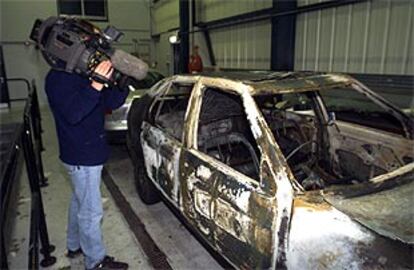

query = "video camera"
[[30, 16, 148, 90]]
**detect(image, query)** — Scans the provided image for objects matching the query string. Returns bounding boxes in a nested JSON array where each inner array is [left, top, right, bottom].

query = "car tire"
[[127, 96, 161, 205], [133, 158, 161, 205]]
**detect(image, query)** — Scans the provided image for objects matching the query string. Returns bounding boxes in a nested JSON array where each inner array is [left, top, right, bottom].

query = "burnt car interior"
[[256, 92, 326, 190], [197, 88, 261, 181], [150, 83, 193, 141], [255, 87, 413, 191]]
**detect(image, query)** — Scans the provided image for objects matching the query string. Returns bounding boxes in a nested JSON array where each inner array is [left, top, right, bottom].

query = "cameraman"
[[46, 60, 129, 270]]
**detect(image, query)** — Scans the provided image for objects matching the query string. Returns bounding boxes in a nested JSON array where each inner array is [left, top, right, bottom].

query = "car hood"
[[288, 163, 414, 269], [322, 163, 414, 245], [288, 190, 413, 269]]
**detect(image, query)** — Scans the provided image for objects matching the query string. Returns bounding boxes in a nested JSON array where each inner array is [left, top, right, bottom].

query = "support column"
[[270, 0, 297, 71], [0, 46, 10, 108], [202, 28, 216, 67], [179, 0, 190, 74]]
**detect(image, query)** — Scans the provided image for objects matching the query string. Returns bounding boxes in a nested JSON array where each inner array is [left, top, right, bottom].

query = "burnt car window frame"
[[195, 86, 261, 181], [185, 77, 300, 196], [148, 78, 195, 142], [319, 82, 412, 139], [187, 80, 264, 184]]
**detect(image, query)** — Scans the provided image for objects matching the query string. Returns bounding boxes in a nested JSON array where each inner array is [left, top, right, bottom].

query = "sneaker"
[[90, 256, 128, 270], [66, 248, 83, 258]]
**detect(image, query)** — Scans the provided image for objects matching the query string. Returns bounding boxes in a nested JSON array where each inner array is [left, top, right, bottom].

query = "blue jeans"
[[63, 163, 106, 269]]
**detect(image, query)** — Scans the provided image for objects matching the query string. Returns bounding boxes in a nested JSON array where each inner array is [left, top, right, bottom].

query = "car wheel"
[[127, 96, 160, 205], [133, 158, 161, 205]]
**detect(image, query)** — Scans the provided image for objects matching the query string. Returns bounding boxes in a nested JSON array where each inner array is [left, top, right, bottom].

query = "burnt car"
[[127, 71, 414, 269], [104, 70, 164, 142]]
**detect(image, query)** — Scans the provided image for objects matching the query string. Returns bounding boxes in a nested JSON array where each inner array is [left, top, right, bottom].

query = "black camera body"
[[30, 16, 146, 89]]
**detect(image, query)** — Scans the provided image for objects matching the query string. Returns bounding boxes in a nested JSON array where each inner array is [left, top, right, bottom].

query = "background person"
[[188, 45, 203, 73]]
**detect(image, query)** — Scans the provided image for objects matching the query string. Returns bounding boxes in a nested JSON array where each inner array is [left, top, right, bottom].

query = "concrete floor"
[[5, 106, 222, 269]]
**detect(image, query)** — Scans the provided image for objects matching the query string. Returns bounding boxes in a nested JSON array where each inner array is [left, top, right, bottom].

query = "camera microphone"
[[110, 49, 148, 81]]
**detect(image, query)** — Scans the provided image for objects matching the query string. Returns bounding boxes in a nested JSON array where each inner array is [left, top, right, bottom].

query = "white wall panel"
[[152, 0, 179, 34], [294, 13, 305, 69], [304, 10, 318, 70], [153, 32, 173, 75], [318, 9, 334, 71], [151, 0, 413, 76], [348, 4, 365, 72], [365, 0, 388, 74], [386, 1, 413, 74], [295, 0, 414, 75], [331, 5, 348, 72], [210, 21, 271, 70], [406, 23, 414, 75], [197, 0, 272, 23], [298, 0, 331, 7]]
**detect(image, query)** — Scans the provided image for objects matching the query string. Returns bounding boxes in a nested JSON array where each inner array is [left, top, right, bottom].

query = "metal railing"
[[6, 78, 48, 186], [0, 79, 56, 269]]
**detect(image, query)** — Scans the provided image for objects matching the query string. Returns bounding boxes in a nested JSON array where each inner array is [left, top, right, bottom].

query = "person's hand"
[[91, 60, 113, 91]]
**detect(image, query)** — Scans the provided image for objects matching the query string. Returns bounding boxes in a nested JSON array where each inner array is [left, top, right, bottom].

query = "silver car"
[[105, 70, 164, 142]]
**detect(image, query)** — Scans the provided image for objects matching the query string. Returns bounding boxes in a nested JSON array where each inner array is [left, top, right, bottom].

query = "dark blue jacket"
[[45, 70, 128, 166]]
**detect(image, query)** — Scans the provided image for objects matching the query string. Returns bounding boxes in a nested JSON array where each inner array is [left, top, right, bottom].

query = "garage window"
[[57, 0, 108, 21], [150, 83, 193, 142]]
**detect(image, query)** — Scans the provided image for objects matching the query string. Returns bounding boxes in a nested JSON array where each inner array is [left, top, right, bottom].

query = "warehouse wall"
[[150, 0, 273, 74], [295, 0, 414, 75], [208, 21, 271, 70], [196, 1, 273, 70], [0, 0, 150, 105], [150, 0, 179, 75], [151, 0, 179, 34], [196, 0, 272, 22], [151, 0, 413, 76]]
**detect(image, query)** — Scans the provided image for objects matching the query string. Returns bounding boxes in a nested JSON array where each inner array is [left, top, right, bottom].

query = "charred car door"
[[141, 79, 195, 204], [181, 79, 294, 269]]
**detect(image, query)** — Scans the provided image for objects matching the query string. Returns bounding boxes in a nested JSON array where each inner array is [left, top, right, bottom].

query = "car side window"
[[197, 88, 261, 181], [255, 92, 313, 113], [149, 82, 193, 142]]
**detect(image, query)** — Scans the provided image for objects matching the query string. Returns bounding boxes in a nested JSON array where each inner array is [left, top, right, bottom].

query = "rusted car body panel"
[[131, 72, 413, 269]]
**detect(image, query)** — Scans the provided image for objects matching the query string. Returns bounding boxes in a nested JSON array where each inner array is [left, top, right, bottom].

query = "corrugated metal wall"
[[197, 0, 272, 22], [196, 0, 272, 70], [295, 0, 414, 75], [150, 0, 273, 73], [153, 33, 174, 75], [151, 0, 413, 75], [151, 0, 179, 34], [297, 0, 331, 7], [209, 21, 271, 70], [150, 0, 180, 75]]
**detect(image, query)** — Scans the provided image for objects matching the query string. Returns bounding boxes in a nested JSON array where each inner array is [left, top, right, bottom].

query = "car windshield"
[[319, 87, 406, 135]]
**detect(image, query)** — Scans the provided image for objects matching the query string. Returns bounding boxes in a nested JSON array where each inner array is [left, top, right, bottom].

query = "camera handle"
[[90, 72, 112, 87], [90, 71, 129, 92]]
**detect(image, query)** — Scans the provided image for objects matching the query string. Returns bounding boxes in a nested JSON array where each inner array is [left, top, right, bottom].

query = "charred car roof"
[[183, 71, 354, 96]]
